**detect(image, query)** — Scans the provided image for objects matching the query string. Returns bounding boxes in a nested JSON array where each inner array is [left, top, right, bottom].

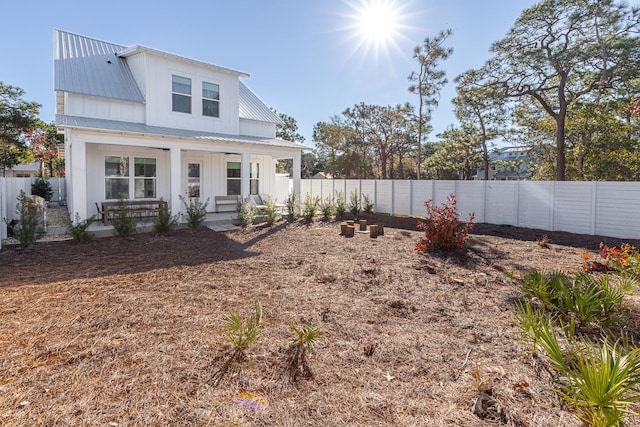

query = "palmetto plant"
[[283, 323, 321, 385], [223, 301, 263, 352]]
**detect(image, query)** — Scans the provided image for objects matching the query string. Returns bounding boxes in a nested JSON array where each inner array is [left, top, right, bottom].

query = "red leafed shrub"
[[415, 194, 475, 253]]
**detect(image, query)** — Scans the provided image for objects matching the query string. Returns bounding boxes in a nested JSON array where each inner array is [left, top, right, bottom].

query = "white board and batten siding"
[[300, 179, 640, 240]]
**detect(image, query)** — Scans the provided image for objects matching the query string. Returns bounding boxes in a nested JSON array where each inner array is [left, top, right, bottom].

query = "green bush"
[[348, 189, 360, 216], [152, 198, 177, 236], [180, 196, 209, 229], [263, 196, 281, 225], [335, 190, 346, 217], [31, 178, 53, 202], [66, 213, 96, 243], [235, 198, 258, 228], [285, 192, 300, 222], [12, 190, 45, 247], [319, 196, 335, 219], [363, 194, 374, 213], [111, 197, 137, 238], [302, 194, 320, 222]]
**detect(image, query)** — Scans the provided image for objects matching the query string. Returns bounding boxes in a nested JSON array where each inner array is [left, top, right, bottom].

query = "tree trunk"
[[556, 110, 566, 181]]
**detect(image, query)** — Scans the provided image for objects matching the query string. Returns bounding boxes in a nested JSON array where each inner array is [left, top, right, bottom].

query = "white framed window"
[[250, 163, 259, 195], [187, 162, 201, 198], [202, 81, 220, 117], [134, 158, 157, 199], [172, 75, 191, 113], [226, 161, 241, 196], [105, 156, 129, 199], [104, 156, 157, 199]]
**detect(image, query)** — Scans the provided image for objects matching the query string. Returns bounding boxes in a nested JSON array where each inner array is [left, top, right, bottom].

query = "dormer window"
[[172, 75, 191, 114], [202, 81, 220, 117]]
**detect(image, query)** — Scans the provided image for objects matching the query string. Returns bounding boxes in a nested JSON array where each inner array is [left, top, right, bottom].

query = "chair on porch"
[[249, 195, 267, 213]]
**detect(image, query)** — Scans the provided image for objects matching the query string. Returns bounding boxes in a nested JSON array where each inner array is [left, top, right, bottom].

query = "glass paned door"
[[188, 162, 201, 198]]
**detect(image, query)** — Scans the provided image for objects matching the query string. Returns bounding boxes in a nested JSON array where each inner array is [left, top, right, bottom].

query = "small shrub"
[[285, 192, 300, 222], [348, 189, 360, 216], [415, 194, 475, 252], [335, 190, 346, 217], [302, 194, 320, 222], [583, 243, 640, 279], [362, 194, 374, 213], [235, 198, 258, 228], [152, 199, 177, 236], [319, 196, 335, 219], [12, 191, 45, 247], [111, 197, 137, 238], [283, 323, 321, 385], [31, 178, 53, 202], [263, 196, 281, 225], [180, 195, 209, 229], [212, 302, 264, 387], [66, 213, 96, 243]]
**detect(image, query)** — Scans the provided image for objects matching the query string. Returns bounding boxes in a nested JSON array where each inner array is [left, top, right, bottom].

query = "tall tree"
[[425, 125, 483, 180], [275, 111, 305, 144], [408, 29, 453, 179], [27, 120, 63, 177], [481, 0, 640, 180], [313, 116, 358, 178], [0, 83, 40, 176], [453, 69, 507, 180]]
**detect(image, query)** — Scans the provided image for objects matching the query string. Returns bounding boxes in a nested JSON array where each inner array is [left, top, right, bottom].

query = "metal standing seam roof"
[[55, 30, 284, 126], [54, 29, 145, 103], [239, 82, 284, 125], [56, 115, 306, 151]]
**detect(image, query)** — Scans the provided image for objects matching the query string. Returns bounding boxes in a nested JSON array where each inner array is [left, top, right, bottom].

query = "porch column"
[[70, 139, 88, 220], [293, 151, 301, 197], [241, 152, 250, 199], [170, 148, 182, 219]]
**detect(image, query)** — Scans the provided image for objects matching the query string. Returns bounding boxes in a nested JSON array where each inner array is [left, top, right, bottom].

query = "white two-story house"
[[54, 29, 303, 222]]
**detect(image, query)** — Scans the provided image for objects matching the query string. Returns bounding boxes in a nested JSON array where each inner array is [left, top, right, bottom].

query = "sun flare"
[[342, 0, 409, 64]]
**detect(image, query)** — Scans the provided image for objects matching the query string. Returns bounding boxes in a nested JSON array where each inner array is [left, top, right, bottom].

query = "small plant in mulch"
[[319, 196, 335, 219], [536, 235, 551, 248], [281, 323, 320, 386], [211, 302, 263, 387], [362, 194, 374, 213], [582, 243, 640, 280], [301, 194, 320, 222], [285, 192, 300, 222], [11, 190, 45, 247], [348, 189, 360, 216], [152, 198, 178, 236], [334, 190, 346, 218], [111, 196, 137, 239], [262, 196, 281, 225], [180, 195, 209, 229], [235, 198, 258, 228], [66, 213, 96, 243], [415, 194, 475, 253]]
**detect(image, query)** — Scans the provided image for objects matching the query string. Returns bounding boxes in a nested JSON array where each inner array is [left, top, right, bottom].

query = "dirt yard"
[[1, 214, 639, 426]]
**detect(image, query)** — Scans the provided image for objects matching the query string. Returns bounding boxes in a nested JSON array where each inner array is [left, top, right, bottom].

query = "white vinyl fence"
[[301, 179, 640, 240]]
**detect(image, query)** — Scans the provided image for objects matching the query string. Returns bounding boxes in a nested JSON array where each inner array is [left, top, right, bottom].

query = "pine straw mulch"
[[1, 213, 640, 426]]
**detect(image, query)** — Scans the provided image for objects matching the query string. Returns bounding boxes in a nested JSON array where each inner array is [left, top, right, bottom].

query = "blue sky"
[[3, 0, 634, 147]]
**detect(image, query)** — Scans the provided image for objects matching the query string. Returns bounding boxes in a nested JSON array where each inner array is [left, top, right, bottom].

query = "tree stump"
[[345, 225, 355, 238], [369, 224, 378, 238], [359, 219, 367, 231], [377, 223, 384, 236], [346, 220, 355, 226], [340, 223, 347, 235]]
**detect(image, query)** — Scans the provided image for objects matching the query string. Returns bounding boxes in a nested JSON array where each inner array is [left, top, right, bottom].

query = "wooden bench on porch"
[[214, 195, 241, 212], [100, 199, 167, 225]]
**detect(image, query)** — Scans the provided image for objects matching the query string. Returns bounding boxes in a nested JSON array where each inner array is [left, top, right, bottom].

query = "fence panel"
[[485, 181, 518, 225], [595, 182, 640, 239], [454, 181, 484, 223], [411, 181, 433, 216], [553, 182, 593, 235], [375, 180, 394, 214], [392, 180, 411, 216], [518, 181, 553, 230]]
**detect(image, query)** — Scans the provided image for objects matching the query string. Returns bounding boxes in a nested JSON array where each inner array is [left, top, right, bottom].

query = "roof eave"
[[117, 45, 250, 78]]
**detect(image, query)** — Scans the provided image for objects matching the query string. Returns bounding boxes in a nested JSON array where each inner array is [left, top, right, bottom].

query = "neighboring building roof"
[[239, 82, 284, 125], [56, 115, 305, 150], [9, 162, 40, 172], [489, 146, 532, 161], [54, 30, 145, 103]]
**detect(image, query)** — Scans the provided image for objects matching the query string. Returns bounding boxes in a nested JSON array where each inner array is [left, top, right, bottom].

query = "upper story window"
[[172, 75, 191, 114], [202, 81, 220, 117]]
